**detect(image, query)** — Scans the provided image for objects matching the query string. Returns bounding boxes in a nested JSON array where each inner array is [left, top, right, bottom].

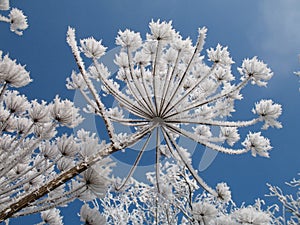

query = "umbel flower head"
[[116, 29, 142, 50], [8, 8, 28, 35], [3, 90, 30, 114], [233, 206, 272, 225], [192, 201, 218, 223], [50, 95, 83, 128], [80, 37, 107, 59], [67, 20, 281, 196], [216, 182, 231, 202], [0, 52, 31, 87], [80, 204, 106, 225], [238, 56, 273, 87], [242, 132, 272, 157], [41, 208, 63, 225], [0, 6, 28, 35], [252, 99, 282, 129]]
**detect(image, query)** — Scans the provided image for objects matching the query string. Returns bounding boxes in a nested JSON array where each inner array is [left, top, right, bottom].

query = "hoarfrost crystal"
[[65, 20, 282, 197], [0, 54, 31, 87], [238, 56, 273, 87], [80, 37, 107, 59], [0, 19, 284, 225], [8, 8, 28, 35]]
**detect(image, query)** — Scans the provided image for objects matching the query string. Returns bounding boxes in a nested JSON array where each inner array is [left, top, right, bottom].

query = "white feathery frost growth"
[[80, 204, 106, 225], [242, 132, 272, 157], [80, 37, 107, 59], [207, 44, 234, 66], [267, 174, 300, 224], [4, 90, 30, 114], [147, 19, 175, 41], [0, 6, 28, 35], [238, 56, 273, 87], [115, 29, 143, 50], [192, 202, 218, 223], [40, 208, 63, 225], [233, 206, 272, 225], [0, 52, 31, 88], [100, 161, 280, 224], [65, 19, 281, 197], [216, 182, 231, 202], [50, 95, 83, 128], [0, 52, 114, 223], [0, 0, 28, 36], [8, 8, 28, 35], [252, 99, 282, 130], [0, 19, 285, 224]]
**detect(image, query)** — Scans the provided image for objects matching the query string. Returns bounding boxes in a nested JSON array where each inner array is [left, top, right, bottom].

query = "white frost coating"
[[0, 19, 284, 224]]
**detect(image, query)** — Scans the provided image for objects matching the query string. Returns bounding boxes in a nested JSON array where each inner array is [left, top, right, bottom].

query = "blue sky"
[[1, 0, 300, 224]]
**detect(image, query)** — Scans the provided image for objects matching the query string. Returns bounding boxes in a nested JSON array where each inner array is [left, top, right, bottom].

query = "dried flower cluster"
[[0, 2, 28, 35]]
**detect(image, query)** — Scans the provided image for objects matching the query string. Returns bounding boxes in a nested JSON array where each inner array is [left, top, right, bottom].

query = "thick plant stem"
[[0, 144, 117, 221], [0, 119, 152, 221]]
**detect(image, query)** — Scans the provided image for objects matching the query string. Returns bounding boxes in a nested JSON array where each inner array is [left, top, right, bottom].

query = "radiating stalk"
[[152, 40, 161, 115], [93, 60, 152, 119], [164, 77, 250, 119], [126, 48, 155, 116], [155, 127, 161, 194], [162, 127, 217, 196], [165, 118, 259, 128], [166, 123, 248, 155], [115, 132, 152, 191], [161, 63, 216, 117], [159, 50, 181, 116], [161, 31, 207, 117]]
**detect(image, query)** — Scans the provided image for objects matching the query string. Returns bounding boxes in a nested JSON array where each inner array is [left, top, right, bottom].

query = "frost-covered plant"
[[0, 1, 28, 35], [267, 174, 300, 225], [0, 19, 283, 224], [66, 19, 281, 197], [99, 160, 282, 224], [0, 52, 114, 223]]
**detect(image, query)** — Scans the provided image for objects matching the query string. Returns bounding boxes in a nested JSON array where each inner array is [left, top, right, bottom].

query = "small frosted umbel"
[[0, 0, 9, 10]]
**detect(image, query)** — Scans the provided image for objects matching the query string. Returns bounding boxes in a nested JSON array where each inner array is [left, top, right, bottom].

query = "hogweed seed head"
[[8, 8, 28, 35], [67, 20, 281, 198]]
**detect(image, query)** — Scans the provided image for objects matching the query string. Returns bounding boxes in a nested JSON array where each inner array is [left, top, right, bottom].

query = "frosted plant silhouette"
[[66, 20, 281, 195], [0, 19, 285, 224], [267, 174, 300, 225], [101, 161, 281, 224], [0, 0, 28, 35]]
